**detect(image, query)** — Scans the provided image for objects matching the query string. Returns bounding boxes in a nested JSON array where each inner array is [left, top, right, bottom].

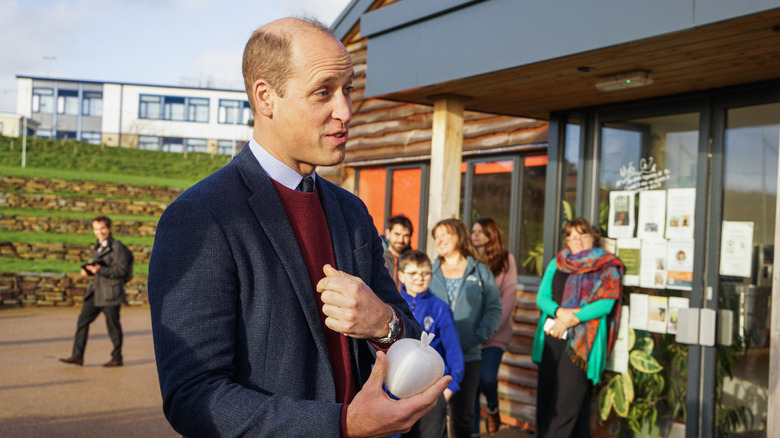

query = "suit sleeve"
[[148, 198, 342, 437]]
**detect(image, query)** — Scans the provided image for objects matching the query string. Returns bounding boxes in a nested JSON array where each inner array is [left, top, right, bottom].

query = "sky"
[[0, 0, 353, 113]]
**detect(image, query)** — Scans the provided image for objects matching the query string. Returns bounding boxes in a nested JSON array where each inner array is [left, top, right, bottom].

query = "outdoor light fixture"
[[595, 71, 653, 92]]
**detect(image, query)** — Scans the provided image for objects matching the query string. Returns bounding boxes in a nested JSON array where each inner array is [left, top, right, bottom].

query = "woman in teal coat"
[[532, 217, 624, 438], [429, 218, 502, 438]]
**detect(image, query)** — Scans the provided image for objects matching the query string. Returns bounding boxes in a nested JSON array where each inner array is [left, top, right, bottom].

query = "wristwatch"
[[373, 305, 400, 344]]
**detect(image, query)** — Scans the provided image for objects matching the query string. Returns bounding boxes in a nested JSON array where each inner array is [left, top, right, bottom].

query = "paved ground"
[[0, 305, 533, 438], [0, 306, 177, 438]]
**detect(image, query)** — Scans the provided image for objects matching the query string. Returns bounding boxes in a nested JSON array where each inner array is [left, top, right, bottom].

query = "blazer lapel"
[[316, 179, 354, 276], [317, 178, 368, 377], [233, 148, 331, 368]]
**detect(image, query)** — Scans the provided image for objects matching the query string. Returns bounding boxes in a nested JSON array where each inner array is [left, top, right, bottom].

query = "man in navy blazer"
[[148, 17, 450, 437]]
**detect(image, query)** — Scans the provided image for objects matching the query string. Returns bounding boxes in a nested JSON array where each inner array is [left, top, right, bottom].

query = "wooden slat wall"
[[329, 1, 547, 429]]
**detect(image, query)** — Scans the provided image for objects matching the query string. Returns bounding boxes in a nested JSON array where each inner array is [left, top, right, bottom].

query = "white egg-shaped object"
[[385, 332, 445, 398]]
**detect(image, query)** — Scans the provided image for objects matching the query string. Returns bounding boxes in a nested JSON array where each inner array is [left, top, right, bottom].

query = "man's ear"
[[253, 79, 274, 118]]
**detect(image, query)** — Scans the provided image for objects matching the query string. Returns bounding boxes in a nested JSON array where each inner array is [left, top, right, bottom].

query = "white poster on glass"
[[647, 295, 668, 334], [639, 239, 668, 289], [719, 221, 754, 278], [629, 293, 649, 330], [667, 297, 690, 335], [608, 191, 636, 238], [667, 239, 694, 290], [606, 307, 630, 373], [666, 188, 695, 239], [637, 190, 666, 239]]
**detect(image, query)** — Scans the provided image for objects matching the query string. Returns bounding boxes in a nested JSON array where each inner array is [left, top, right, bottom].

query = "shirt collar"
[[247, 137, 316, 191]]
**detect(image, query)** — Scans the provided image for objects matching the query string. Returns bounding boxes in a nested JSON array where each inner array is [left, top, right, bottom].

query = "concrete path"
[[0, 305, 533, 438], [0, 306, 177, 438]]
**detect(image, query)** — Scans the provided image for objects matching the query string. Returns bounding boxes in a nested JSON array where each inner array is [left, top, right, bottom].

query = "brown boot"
[[486, 406, 500, 433], [59, 356, 83, 366], [102, 358, 123, 367]]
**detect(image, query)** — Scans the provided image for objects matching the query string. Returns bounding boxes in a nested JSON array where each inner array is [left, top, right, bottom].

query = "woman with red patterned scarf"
[[531, 217, 624, 438]]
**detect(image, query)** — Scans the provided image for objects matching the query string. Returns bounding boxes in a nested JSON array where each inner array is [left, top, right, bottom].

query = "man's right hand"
[[345, 351, 451, 438]]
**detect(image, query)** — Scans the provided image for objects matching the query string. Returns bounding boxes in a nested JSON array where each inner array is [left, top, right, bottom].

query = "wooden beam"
[[426, 96, 465, 257]]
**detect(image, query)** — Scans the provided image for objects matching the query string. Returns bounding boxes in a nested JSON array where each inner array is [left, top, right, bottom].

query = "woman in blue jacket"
[[429, 218, 502, 438]]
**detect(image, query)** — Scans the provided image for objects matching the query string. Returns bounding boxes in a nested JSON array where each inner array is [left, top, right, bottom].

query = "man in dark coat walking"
[[60, 215, 133, 367]]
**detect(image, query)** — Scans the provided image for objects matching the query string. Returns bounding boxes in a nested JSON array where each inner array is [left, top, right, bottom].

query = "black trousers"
[[448, 360, 481, 438], [71, 294, 123, 361], [535, 336, 591, 438], [402, 393, 447, 438]]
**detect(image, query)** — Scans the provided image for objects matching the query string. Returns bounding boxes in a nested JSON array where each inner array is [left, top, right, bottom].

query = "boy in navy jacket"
[[398, 250, 465, 438]]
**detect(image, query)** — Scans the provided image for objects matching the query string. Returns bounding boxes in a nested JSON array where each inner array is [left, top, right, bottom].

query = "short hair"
[[431, 218, 479, 260], [242, 16, 332, 111], [386, 214, 413, 235], [91, 215, 112, 229], [398, 250, 431, 272], [562, 217, 600, 247]]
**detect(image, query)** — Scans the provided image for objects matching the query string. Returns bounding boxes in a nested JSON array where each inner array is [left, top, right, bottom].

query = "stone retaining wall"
[[0, 176, 183, 200], [0, 192, 168, 216], [0, 215, 158, 236], [0, 241, 151, 263], [0, 272, 147, 307]]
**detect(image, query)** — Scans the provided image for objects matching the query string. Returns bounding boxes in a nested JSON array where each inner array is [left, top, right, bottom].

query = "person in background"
[[470, 218, 518, 434], [148, 17, 449, 437], [60, 215, 133, 367], [384, 214, 414, 290], [429, 218, 502, 438], [396, 250, 465, 438], [532, 217, 624, 438]]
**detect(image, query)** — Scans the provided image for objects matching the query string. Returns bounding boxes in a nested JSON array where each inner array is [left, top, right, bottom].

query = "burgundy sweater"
[[272, 180, 357, 409]]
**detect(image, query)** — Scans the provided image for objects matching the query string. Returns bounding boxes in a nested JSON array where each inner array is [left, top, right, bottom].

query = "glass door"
[[706, 101, 780, 437], [592, 111, 702, 437]]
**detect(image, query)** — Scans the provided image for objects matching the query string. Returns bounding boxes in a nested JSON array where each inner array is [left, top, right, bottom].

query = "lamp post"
[[21, 116, 27, 168]]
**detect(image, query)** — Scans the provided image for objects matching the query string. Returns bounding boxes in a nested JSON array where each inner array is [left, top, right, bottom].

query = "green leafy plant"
[[522, 241, 544, 276]]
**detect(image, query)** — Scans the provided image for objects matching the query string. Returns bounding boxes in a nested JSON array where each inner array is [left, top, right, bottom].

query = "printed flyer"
[[639, 239, 668, 289], [637, 190, 666, 239], [667, 239, 694, 290], [608, 191, 636, 238], [666, 188, 695, 239], [616, 238, 641, 286]]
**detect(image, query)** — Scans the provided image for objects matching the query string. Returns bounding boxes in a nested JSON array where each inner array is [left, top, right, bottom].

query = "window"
[[56, 131, 76, 140], [139, 95, 210, 122], [82, 92, 103, 117], [218, 99, 252, 125], [32, 88, 54, 113], [162, 137, 184, 153], [57, 89, 79, 115], [218, 140, 239, 155], [188, 98, 209, 123], [186, 138, 207, 153], [138, 135, 159, 151], [36, 129, 52, 138], [139, 95, 162, 119], [81, 131, 101, 145], [357, 165, 429, 251], [164, 96, 186, 121]]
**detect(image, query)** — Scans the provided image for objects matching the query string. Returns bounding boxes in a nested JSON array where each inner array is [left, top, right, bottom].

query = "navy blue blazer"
[[148, 147, 421, 437]]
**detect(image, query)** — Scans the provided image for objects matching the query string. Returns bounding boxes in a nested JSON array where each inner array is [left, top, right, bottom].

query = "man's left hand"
[[85, 264, 101, 274], [316, 264, 391, 339]]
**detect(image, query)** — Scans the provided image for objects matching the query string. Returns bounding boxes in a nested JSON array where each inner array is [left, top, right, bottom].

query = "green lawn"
[[0, 229, 155, 247], [0, 207, 159, 223], [0, 257, 148, 275], [0, 136, 230, 188]]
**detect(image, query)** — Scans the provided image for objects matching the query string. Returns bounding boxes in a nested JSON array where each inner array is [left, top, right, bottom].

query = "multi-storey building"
[[15, 75, 253, 155]]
